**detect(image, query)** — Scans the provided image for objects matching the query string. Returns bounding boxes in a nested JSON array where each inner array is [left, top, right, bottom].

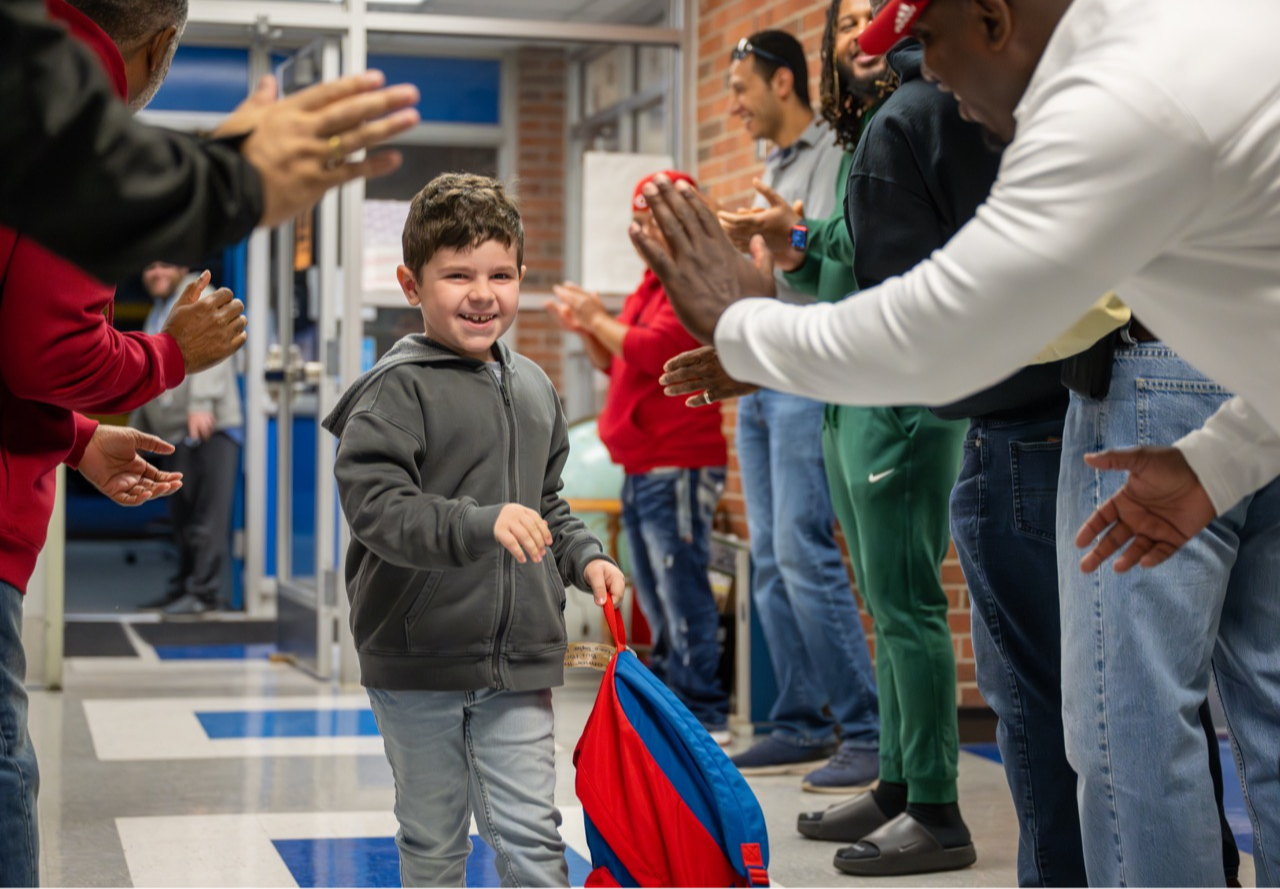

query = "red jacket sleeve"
[[0, 233, 186, 413], [620, 297, 701, 379], [65, 413, 99, 469]]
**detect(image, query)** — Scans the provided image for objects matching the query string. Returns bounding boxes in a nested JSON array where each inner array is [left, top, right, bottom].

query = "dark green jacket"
[[781, 151, 858, 304], [323, 335, 613, 692]]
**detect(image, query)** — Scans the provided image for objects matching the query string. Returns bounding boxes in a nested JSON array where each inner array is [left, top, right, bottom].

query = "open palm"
[[1075, 446, 1216, 573], [78, 425, 183, 506]]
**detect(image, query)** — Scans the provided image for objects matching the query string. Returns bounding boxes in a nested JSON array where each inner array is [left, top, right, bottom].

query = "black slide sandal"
[[797, 791, 890, 842], [833, 813, 977, 877]]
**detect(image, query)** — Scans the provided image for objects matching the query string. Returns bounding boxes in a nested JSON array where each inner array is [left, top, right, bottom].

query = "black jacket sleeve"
[[0, 0, 263, 283]]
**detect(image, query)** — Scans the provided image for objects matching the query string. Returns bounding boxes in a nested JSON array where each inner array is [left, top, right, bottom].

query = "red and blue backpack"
[[574, 605, 770, 888]]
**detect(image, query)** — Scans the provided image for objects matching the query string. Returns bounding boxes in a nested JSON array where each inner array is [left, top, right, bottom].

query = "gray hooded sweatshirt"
[[323, 335, 613, 692]]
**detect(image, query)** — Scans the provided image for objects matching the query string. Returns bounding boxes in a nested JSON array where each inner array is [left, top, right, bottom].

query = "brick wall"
[[694, 0, 983, 708], [514, 47, 568, 391]]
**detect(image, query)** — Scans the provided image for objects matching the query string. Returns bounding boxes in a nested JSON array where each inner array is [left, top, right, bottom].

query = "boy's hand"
[[584, 560, 626, 608], [494, 504, 552, 563]]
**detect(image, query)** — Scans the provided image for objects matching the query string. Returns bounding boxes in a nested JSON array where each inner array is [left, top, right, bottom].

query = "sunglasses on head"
[[731, 37, 795, 75]]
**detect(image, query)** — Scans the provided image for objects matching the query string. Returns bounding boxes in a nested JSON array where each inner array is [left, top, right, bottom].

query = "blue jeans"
[[1058, 343, 1280, 887], [951, 416, 1086, 887], [737, 389, 878, 749], [1, 581, 38, 887], [621, 466, 728, 731], [367, 687, 567, 888]]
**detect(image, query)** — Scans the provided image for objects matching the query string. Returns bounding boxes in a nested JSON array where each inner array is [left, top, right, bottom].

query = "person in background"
[[133, 263, 245, 617], [546, 171, 730, 744], [713, 27, 882, 794]]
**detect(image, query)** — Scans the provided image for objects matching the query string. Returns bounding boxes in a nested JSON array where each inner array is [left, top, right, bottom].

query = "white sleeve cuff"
[[1174, 396, 1280, 514]]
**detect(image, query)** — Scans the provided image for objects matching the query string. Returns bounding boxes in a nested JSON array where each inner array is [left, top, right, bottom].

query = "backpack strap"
[[741, 843, 769, 886], [603, 601, 627, 651]]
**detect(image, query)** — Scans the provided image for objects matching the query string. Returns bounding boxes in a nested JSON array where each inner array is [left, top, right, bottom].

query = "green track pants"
[[822, 404, 965, 804]]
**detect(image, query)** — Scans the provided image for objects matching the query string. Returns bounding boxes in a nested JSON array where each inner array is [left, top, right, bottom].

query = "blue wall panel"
[[368, 54, 501, 124], [148, 46, 250, 113]]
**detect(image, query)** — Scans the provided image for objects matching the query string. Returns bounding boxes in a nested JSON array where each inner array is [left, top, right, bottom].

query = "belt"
[[1122, 318, 1159, 344]]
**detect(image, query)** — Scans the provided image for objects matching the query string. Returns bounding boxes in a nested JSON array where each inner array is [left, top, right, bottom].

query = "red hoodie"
[[596, 270, 726, 476], [0, 0, 187, 593]]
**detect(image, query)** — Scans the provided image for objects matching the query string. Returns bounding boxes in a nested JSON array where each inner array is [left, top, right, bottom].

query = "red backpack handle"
[[603, 601, 627, 651]]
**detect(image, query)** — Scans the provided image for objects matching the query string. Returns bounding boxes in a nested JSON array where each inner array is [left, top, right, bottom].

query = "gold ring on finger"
[[326, 134, 345, 170]]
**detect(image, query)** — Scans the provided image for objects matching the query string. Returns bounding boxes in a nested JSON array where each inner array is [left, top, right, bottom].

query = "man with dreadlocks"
[[666, 0, 975, 877]]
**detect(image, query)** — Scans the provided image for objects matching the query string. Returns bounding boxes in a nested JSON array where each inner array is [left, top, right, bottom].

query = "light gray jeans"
[[367, 686, 568, 888]]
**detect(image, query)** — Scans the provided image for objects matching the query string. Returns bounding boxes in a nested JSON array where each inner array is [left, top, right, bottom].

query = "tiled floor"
[[27, 634, 1258, 888]]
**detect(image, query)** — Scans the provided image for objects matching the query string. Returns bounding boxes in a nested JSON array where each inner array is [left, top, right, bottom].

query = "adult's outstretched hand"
[[1075, 446, 1217, 573], [660, 346, 758, 407], [218, 72, 421, 228], [77, 425, 183, 507], [629, 175, 772, 345]]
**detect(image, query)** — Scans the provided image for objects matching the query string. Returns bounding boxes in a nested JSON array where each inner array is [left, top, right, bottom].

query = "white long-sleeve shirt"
[[715, 0, 1280, 514]]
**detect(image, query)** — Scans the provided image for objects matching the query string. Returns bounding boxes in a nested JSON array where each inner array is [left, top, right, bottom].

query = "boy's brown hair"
[[402, 173, 524, 276]]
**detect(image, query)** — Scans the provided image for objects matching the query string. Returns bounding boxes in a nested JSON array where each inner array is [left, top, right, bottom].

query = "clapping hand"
[[630, 175, 775, 344], [660, 346, 759, 407]]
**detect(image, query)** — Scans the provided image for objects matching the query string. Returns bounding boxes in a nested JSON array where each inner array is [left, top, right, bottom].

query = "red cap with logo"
[[858, 0, 933, 56], [632, 170, 698, 212]]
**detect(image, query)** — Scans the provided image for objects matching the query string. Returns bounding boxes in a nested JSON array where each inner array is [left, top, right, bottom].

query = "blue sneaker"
[[730, 735, 837, 775], [802, 744, 880, 793]]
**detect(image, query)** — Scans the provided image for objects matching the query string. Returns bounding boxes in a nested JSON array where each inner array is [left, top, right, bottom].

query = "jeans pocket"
[[1135, 378, 1232, 446], [1010, 440, 1063, 542]]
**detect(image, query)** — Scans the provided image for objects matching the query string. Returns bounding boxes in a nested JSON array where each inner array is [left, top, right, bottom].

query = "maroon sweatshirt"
[[596, 270, 726, 476], [0, 0, 187, 593]]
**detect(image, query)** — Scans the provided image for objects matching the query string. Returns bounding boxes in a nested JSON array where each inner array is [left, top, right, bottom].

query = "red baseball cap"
[[632, 170, 698, 212], [858, 0, 933, 56]]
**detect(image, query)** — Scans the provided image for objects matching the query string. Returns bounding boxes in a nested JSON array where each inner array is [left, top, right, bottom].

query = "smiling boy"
[[323, 173, 625, 888]]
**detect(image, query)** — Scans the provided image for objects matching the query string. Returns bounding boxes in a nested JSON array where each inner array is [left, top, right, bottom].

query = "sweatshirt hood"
[[323, 334, 513, 436], [887, 39, 924, 85]]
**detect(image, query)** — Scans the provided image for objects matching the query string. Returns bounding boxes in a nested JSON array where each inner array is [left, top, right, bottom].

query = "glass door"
[[266, 38, 343, 678]]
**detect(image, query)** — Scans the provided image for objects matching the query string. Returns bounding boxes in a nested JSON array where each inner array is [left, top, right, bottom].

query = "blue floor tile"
[[274, 835, 594, 887], [196, 709, 381, 739], [153, 643, 277, 660]]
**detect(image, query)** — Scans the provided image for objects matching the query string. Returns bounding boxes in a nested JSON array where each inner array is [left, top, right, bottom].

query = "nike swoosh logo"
[[868, 469, 896, 483], [898, 842, 921, 854]]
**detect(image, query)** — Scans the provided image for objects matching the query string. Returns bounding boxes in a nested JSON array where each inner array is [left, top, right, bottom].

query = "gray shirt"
[[755, 116, 844, 305]]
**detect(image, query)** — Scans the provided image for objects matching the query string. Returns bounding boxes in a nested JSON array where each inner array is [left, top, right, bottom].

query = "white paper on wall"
[[580, 151, 674, 295], [363, 199, 412, 298]]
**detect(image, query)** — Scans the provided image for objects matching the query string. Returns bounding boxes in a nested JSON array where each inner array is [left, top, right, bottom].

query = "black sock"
[[871, 781, 908, 819], [906, 802, 971, 849]]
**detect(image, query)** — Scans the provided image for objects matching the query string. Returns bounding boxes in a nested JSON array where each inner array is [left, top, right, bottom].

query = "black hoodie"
[[848, 41, 1068, 422]]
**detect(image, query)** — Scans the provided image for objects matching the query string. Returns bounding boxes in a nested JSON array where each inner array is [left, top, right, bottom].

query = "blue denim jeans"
[[621, 466, 728, 731], [367, 686, 567, 888], [1058, 343, 1280, 887], [737, 389, 878, 749], [951, 416, 1086, 887], [1, 581, 39, 887]]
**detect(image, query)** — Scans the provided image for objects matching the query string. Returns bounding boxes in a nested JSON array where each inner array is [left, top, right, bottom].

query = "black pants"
[[167, 432, 240, 602]]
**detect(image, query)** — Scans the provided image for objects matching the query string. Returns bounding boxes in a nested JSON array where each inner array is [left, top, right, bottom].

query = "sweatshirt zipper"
[[491, 367, 518, 688]]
